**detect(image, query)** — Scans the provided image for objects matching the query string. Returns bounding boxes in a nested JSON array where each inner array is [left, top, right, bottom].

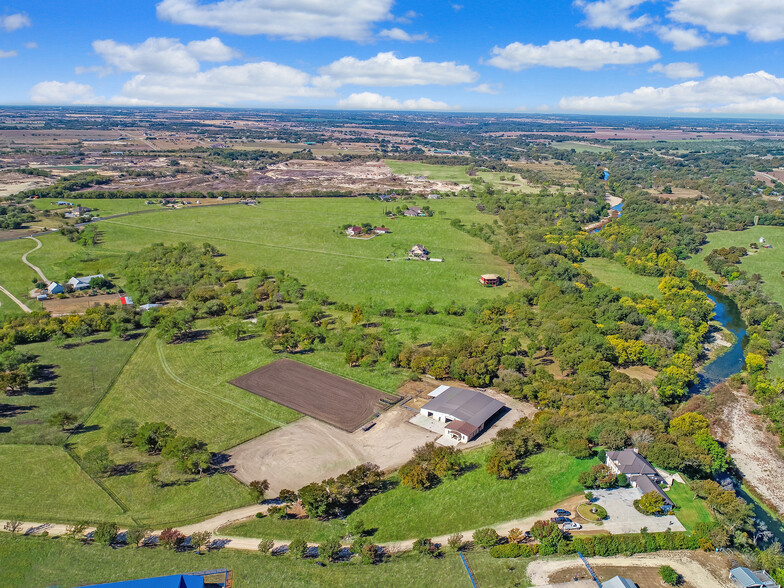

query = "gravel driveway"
[[584, 488, 685, 534]]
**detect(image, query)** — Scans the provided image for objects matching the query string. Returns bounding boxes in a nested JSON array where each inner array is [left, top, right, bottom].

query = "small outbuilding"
[[374, 226, 391, 234], [480, 274, 502, 287], [47, 282, 65, 295], [602, 577, 637, 588], [729, 567, 780, 588], [420, 386, 505, 443]]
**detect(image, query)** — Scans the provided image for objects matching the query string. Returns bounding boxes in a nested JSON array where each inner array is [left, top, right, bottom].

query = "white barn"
[[420, 386, 505, 443]]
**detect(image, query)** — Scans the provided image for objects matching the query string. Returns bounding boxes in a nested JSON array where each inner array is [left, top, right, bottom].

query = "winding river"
[[693, 289, 747, 393]]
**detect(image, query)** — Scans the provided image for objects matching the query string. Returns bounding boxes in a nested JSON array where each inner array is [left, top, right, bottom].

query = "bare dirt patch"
[[619, 365, 658, 382], [42, 294, 124, 315], [225, 408, 436, 496], [529, 551, 734, 588], [230, 358, 398, 432], [716, 388, 784, 516]]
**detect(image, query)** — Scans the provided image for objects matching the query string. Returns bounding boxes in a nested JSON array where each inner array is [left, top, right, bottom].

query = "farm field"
[[0, 534, 535, 588], [226, 448, 594, 543], [684, 226, 784, 307], [14, 196, 519, 309], [0, 332, 143, 445], [0, 445, 128, 523], [582, 257, 663, 298]]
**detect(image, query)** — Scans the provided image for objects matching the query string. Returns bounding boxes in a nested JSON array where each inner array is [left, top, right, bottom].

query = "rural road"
[[0, 284, 31, 313], [21, 236, 49, 283]]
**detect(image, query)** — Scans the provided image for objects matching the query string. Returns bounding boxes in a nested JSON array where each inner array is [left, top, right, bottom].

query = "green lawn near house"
[[581, 257, 663, 298], [667, 481, 713, 531], [0, 534, 535, 588], [0, 445, 128, 524]]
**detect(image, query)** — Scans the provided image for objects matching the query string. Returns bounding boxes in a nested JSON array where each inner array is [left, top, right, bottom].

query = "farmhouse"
[[409, 244, 429, 260], [345, 225, 363, 236], [403, 206, 423, 216], [420, 386, 505, 443], [68, 274, 105, 291], [427, 193, 441, 199], [606, 448, 674, 511], [374, 226, 391, 234], [729, 566, 780, 588], [480, 273, 502, 287]]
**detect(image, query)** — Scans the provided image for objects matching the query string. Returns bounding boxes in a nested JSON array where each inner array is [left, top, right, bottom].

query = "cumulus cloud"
[[379, 28, 430, 42], [575, 0, 652, 31], [558, 70, 784, 114], [91, 37, 238, 75], [0, 49, 17, 58], [654, 25, 716, 50], [669, 0, 784, 42], [30, 81, 98, 104], [0, 13, 31, 32], [467, 83, 502, 94], [319, 52, 477, 87], [487, 39, 659, 71], [116, 61, 333, 106], [649, 62, 703, 79], [337, 91, 454, 111], [156, 0, 393, 41]]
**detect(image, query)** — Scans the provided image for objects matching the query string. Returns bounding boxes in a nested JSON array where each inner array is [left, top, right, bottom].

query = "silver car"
[[563, 522, 582, 531]]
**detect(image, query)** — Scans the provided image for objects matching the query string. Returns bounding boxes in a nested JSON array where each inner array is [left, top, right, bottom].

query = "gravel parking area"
[[583, 488, 684, 534]]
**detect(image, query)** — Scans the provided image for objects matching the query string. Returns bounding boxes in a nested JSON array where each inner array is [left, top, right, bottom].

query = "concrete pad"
[[584, 488, 685, 534]]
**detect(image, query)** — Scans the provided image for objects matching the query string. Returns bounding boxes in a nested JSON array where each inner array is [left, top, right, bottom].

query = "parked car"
[[563, 522, 582, 531], [554, 509, 571, 517], [550, 516, 571, 524]]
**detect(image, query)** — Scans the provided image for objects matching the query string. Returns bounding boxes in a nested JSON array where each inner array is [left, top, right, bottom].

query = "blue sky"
[[2, 0, 784, 115]]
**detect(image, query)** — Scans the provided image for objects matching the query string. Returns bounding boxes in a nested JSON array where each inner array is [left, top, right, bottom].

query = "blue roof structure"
[[84, 574, 205, 588]]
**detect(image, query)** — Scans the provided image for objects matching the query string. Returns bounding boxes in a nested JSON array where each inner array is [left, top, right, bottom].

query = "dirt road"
[[21, 236, 48, 283], [719, 389, 784, 515], [0, 283, 31, 313]]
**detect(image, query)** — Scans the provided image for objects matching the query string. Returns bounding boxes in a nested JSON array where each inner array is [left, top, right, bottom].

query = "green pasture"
[[30, 197, 154, 216], [384, 160, 472, 183], [0, 445, 127, 523], [227, 449, 593, 543], [684, 226, 784, 308], [0, 332, 142, 445], [0, 238, 44, 312], [0, 534, 534, 588], [582, 257, 662, 298], [17, 197, 518, 309]]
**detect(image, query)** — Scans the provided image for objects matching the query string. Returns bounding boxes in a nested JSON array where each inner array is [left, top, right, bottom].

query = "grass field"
[[0, 238, 44, 314], [0, 534, 534, 588], [385, 160, 472, 183], [0, 445, 127, 523], [0, 332, 143, 445], [668, 482, 713, 531], [684, 226, 784, 307], [14, 197, 519, 309], [582, 257, 662, 298], [551, 141, 611, 153], [30, 197, 154, 216], [226, 449, 594, 543]]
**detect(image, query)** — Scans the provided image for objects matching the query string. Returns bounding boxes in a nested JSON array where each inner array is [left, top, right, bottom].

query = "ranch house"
[[374, 226, 391, 234], [420, 386, 505, 443], [68, 274, 105, 291], [403, 206, 423, 216], [345, 226, 363, 236], [409, 244, 429, 260], [606, 448, 674, 511]]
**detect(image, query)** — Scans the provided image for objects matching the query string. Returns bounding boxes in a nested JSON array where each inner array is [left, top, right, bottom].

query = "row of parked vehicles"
[[550, 508, 582, 531]]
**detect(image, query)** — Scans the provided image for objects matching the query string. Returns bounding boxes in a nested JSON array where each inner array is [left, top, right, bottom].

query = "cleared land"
[[581, 257, 662, 298], [231, 359, 397, 432], [42, 293, 124, 315]]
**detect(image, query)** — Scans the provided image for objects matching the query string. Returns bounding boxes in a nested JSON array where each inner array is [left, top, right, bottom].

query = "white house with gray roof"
[[420, 386, 505, 443], [730, 567, 780, 588], [606, 448, 674, 510], [67, 274, 104, 291]]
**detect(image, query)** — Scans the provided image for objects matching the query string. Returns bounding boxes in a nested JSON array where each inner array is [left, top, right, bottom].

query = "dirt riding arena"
[[230, 359, 398, 432], [226, 408, 436, 496], [42, 294, 124, 315]]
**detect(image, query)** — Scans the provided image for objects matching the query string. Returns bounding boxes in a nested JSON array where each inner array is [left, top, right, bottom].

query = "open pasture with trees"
[[581, 258, 663, 298]]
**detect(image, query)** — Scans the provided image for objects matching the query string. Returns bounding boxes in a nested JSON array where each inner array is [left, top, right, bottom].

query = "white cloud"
[[558, 70, 784, 114], [75, 65, 113, 77], [156, 0, 393, 41], [655, 25, 718, 50], [649, 61, 703, 79], [487, 39, 659, 71], [92, 37, 238, 75], [338, 92, 454, 111], [379, 28, 430, 42], [319, 52, 477, 87], [575, 0, 653, 31], [0, 13, 31, 32], [467, 83, 502, 94], [30, 81, 98, 104], [0, 49, 17, 58], [116, 61, 333, 106], [669, 0, 784, 42]]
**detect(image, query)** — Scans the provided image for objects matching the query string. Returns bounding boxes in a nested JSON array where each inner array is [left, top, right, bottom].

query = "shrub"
[[258, 538, 275, 555], [93, 522, 119, 545], [159, 528, 185, 550], [255, 512, 265, 519], [412, 537, 439, 557], [288, 538, 308, 558], [473, 527, 501, 548], [126, 526, 150, 548], [249, 479, 270, 503], [659, 565, 680, 586], [448, 533, 464, 551], [319, 537, 342, 562], [507, 528, 525, 544], [65, 522, 88, 539], [489, 543, 539, 558]]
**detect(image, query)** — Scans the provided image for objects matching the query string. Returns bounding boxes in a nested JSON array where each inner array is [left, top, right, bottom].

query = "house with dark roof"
[[730, 567, 780, 588], [403, 206, 423, 216], [420, 386, 505, 443], [606, 448, 673, 511], [345, 226, 363, 236], [409, 244, 429, 260]]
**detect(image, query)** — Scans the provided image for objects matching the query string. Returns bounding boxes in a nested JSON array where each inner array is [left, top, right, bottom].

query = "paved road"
[[21, 236, 49, 283]]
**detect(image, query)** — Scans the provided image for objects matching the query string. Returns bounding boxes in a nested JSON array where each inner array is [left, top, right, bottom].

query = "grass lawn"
[[667, 482, 713, 531], [228, 449, 594, 543], [0, 238, 44, 312], [0, 445, 127, 524], [0, 534, 534, 588], [0, 332, 143, 445], [684, 226, 784, 307], [20, 197, 519, 309], [385, 160, 472, 183], [581, 257, 662, 298], [30, 197, 154, 216]]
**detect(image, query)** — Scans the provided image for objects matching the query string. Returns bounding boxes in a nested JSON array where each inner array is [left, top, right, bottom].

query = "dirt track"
[[230, 358, 397, 432], [719, 389, 784, 515]]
